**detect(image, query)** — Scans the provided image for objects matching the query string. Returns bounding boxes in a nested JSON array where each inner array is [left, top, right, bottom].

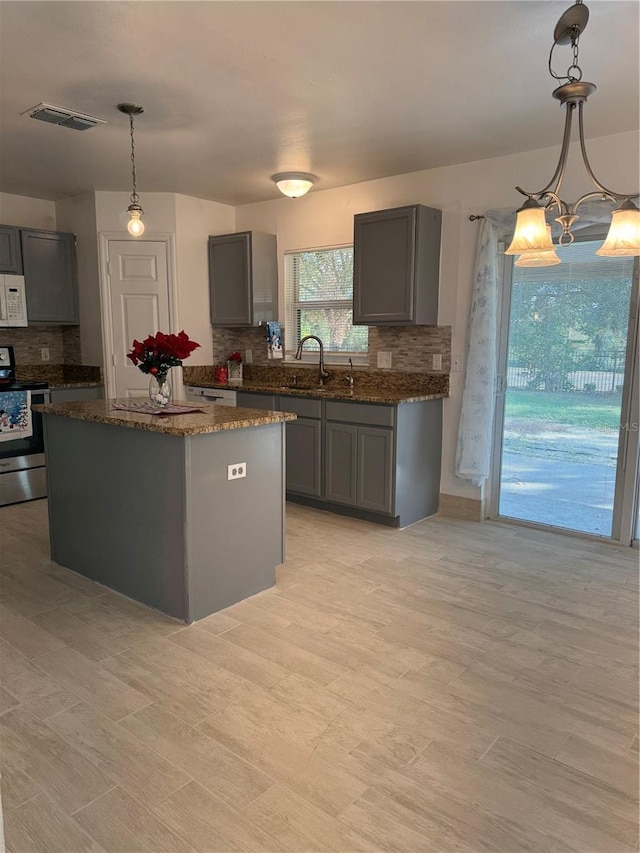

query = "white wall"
[[174, 194, 235, 365], [0, 192, 56, 229], [55, 193, 102, 364], [92, 192, 235, 391], [235, 130, 640, 501]]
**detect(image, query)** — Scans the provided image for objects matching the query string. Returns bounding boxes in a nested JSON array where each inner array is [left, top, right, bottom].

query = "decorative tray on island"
[[112, 402, 205, 417]]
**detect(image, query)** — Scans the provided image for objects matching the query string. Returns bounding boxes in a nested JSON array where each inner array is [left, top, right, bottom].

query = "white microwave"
[[0, 275, 28, 327]]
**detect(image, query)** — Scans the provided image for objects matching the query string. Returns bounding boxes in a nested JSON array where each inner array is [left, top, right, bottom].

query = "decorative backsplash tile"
[[210, 324, 452, 373], [0, 325, 82, 367], [367, 326, 451, 372]]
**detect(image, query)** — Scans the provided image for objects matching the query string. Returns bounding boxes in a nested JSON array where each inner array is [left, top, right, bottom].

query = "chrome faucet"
[[294, 335, 330, 385], [345, 358, 354, 388]]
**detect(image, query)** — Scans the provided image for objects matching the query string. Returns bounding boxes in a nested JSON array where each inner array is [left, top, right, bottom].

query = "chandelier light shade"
[[117, 103, 145, 237], [272, 172, 317, 198], [507, 0, 639, 266], [596, 200, 640, 257], [505, 200, 555, 256], [515, 227, 561, 267]]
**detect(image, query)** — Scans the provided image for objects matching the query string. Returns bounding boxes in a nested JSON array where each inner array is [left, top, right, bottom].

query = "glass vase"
[[149, 372, 172, 408]]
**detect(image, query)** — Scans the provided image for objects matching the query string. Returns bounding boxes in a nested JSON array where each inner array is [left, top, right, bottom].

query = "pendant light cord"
[[129, 114, 139, 205]]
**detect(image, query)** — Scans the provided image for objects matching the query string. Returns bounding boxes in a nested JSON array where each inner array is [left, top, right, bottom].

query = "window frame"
[[284, 244, 368, 366]]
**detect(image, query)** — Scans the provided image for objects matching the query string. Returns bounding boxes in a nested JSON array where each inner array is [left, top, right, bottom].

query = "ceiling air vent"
[[21, 103, 106, 131]]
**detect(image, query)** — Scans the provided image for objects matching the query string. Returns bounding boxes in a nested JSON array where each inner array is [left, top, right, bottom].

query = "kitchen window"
[[284, 246, 368, 362]]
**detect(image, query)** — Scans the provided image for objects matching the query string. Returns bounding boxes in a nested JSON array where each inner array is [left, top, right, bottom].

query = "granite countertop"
[[187, 379, 447, 405], [33, 398, 296, 436]]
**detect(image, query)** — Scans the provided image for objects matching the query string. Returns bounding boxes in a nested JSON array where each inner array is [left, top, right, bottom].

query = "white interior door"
[[106, 240, 170, 398]]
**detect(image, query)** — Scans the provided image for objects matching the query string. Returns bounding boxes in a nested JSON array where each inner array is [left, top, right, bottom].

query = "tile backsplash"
[[211, 324, 451, 372], [0, 325, 81, 365]]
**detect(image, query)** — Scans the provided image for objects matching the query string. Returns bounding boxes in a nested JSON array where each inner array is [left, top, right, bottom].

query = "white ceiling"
[[0, 1, 638, 206]]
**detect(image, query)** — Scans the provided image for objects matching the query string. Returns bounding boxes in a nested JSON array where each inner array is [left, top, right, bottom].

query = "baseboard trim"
[[286, 493, 400, 527], [438, 493, 485, 521]]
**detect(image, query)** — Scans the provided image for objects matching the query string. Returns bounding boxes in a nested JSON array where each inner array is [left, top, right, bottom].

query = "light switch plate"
[[377, 351, 392, 369], [452, 353, 463, 372], [40, 348, 50, 362], [432, 353, 443, 371], [245, 349, 253, 364]]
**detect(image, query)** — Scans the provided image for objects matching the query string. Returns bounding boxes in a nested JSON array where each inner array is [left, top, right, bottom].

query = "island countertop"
[[33, 398, 296, 436]]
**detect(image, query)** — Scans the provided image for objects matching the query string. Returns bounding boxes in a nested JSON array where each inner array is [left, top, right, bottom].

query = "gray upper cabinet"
[[353, 204, 442, 325], [208, 231, 277, 327], [21, 229, 79, 324], [0, 225, 23, 274]]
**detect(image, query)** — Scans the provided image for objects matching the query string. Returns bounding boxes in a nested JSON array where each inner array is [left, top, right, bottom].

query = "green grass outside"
[[504, 389, 621, 431]]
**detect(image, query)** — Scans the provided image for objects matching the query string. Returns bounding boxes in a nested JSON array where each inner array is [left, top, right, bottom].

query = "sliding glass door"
[[492, 235, 639, 541]]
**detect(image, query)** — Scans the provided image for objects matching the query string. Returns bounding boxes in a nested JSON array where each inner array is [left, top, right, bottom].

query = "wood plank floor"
[[0, 499, 637, 853]]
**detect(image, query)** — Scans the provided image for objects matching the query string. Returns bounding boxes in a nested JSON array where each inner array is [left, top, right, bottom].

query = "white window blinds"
[[284, 246, 368, 355]]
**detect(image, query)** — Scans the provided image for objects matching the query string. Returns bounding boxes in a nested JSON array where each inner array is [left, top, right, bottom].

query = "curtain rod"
[[468, 215, 485, 221]]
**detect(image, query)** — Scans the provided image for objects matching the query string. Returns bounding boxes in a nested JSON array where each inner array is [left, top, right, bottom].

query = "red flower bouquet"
[[227, 351, 242, 363], [127, 331, 200, 378]]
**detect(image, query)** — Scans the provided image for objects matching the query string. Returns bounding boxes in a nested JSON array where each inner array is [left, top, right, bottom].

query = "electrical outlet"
[[452, 352, 463, 372], [377, 351, 392, 369], [227, 462, 247, 481], [40, 348, 50, 362], [432, 353, 443, 371], [245, 349, 253, 364]]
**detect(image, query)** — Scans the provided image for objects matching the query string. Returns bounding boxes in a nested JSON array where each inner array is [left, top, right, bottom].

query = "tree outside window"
[[285, 247, 368, 356]]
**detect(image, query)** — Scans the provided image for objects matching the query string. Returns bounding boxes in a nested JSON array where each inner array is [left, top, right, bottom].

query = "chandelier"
[[117, 103, 145, 237], [505, 0, 639, 267]]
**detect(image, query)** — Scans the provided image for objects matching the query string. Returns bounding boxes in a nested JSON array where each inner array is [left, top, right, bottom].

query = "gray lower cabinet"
[[325, 422, 357, 505], [286, 418, 322, 497], [236, 391, 278, 410], [21, 229, 78, 324], [326, 422, 393, 513], [0, 225, 22, 274], [356, 426, 394, 514], [50, 386, 104, 404], [235, 390, 441, 526]]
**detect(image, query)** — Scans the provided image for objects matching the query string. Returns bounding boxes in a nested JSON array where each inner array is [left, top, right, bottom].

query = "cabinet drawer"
[[325, 400, 394, 427], [236, 392, 278, 411], [278, 396, 322, 419]]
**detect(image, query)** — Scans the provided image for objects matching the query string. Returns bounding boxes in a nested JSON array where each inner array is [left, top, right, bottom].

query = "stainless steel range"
[[0, 345, 50, 506]]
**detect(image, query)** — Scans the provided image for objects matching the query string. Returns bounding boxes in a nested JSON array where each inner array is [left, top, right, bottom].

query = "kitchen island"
[[33, 399, 295, 622]]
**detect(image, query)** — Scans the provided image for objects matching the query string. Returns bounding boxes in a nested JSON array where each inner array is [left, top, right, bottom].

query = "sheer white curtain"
[[455, 201, 616, 487]]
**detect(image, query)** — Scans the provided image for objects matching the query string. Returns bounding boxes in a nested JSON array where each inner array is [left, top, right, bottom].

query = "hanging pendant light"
[[515, 227, 561, 267], [507, 1, 639, 265], [117, 103, 145, 237]]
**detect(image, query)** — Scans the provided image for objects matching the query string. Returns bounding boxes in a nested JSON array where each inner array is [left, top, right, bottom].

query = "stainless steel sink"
[[279, 385, 332, 394]]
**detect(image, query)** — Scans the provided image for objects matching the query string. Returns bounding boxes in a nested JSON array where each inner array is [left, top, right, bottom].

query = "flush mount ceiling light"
[[117, 103, 145, 237], [505, 0, 639, 266], [272, 172, 317, 198]]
